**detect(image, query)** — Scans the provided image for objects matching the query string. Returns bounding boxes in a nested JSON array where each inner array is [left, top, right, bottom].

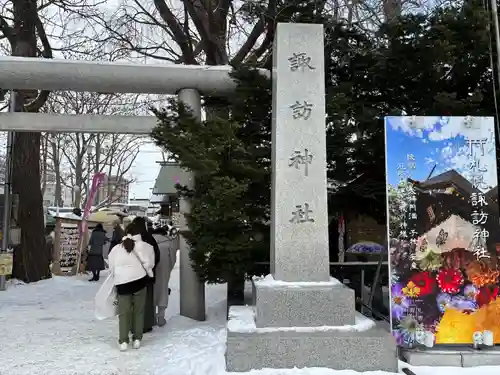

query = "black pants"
[[91, 270, 100, 280], [143, 283, 155, 332]]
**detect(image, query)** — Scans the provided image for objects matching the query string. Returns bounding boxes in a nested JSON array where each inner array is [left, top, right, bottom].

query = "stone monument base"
[[252, 275, 355, 327], [225, 306, 398, 372], [402, 347, 500, 367]]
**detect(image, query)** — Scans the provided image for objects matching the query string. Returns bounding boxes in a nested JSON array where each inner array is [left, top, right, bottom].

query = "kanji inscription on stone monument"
[[289, 149, 313, 176], [290, 101, 313, 120], [270, 23, 329, 282], [288, 52, 316, 72], [290, 203, 315, 223]]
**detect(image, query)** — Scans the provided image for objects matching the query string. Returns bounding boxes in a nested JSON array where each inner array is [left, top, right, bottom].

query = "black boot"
[[95, 270, 100, 281], [89, 271, 97, 282]]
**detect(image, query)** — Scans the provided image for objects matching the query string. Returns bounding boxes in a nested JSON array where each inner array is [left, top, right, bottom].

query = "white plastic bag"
[[94, 273, 118, 320]]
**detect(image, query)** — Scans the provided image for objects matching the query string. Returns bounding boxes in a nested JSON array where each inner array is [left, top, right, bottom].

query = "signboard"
[[0, 253, 12, 276], [385, 116, 500, 346], [59, 222, 79, 272]]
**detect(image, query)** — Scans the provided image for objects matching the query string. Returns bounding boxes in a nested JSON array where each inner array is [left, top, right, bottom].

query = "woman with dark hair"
[[87, 223, 109, 281], [109, 220, 125, 254], [108, 222, 155, 351], [131, 216, 160, 333]]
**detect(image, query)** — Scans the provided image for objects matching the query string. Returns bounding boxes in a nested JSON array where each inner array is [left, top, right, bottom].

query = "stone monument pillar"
[[270, 23, 329, 283], [225, 23, 397, 373]]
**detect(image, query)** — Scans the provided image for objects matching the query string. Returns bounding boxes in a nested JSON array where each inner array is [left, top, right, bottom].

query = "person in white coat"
[[154, 226, 179, 326], [108, 221, 155, 351]]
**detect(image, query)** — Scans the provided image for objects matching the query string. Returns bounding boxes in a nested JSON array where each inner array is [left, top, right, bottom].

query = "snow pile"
[[227, 306, 375, 333], [228, 305, 257, 332], [0, 258, 227, 375], [1, 250, 500, 374], [52, 212, 84, 220], [253, 275, 342, 288]]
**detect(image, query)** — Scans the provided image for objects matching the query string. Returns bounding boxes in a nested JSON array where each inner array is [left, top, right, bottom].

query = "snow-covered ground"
[[1, 258, 500, 375]]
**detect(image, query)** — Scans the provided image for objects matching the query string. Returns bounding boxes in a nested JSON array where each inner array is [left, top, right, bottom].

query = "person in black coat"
[[132, 216, 160, 333], [109, 220, 125, 255], [87, 223, 109, 281]]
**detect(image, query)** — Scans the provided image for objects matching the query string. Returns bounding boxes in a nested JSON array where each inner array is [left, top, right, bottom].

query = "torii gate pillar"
[[177, 89, 206, 321]]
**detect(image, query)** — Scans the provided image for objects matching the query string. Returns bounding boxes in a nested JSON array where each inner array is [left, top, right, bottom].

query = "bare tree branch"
[[0, 14, 14, 44], [153, 0, 196, 63], [42, 90, 150, 207]]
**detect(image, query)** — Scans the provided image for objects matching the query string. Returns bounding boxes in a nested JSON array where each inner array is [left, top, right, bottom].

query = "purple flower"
[[449, 296, 477, 312], [436, 292, 478, 313], [464, 285, 479, 300], [436, 293, 452, 313], [391, 283, 410, 320], [392, 329, 405, 345]]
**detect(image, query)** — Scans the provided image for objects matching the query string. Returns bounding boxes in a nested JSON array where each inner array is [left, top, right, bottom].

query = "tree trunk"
[[383, 0, 402, 22], [107, 163, 113, 202], [40, 135, 48, 196], [74, 188, 82, 208], [50, 139, 63, 206], [11, 0, 50, 282], [11, 131, 49, 281], [74, 157, 83, 207], [226, 273, 246, 318], [54, 165, 62, 206]]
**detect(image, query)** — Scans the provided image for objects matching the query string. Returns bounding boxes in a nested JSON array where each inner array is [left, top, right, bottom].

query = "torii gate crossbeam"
[[0, 56, 238, 95]]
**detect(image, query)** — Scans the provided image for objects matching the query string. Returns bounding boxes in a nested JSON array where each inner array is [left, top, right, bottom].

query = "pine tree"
[[152, 0, 496, 283], [152, 68, 272, 284], [326, 0, 496, 219]]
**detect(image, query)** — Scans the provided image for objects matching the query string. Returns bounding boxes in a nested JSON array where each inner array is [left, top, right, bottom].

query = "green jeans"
[[117, 287, 147, 344]]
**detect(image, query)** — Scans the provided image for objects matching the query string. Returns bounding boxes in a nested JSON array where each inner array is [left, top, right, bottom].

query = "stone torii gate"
[[0, 56, 250, 321], [0, 24, 398, 373]]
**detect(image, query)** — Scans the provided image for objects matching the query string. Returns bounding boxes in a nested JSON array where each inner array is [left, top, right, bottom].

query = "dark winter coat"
[[141, 230, 160, 283], [133, 225, 160, 332], [109, 225, 125, 254], [86, 229, 108, 271]]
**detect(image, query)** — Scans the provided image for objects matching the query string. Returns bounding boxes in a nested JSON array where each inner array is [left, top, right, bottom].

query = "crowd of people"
[[88, 217, 178, 351]]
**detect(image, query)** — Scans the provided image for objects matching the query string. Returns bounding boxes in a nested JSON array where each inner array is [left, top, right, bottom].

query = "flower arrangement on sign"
[[390, 205, 500, 346], [387, 128, 500, 348], [391, 230, 500, 346]]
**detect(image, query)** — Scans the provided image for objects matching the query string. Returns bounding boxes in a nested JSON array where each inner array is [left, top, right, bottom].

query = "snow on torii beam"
[[0, 56, 238, 94], [0, 57, 269, 133], [0, 113, 158, 133]]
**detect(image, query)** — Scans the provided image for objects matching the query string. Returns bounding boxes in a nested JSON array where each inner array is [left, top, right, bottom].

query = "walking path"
[[1, 241, 499, 375]]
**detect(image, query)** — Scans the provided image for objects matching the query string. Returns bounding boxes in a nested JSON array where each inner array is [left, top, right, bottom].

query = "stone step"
[[402, 347, 500, 367], [253, 276, 355, 328], [225, 306, 397, 373]]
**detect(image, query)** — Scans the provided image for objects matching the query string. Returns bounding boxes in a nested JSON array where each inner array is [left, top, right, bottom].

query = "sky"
[[128, 141, 163, 200], [385, 116, 498, 192]]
